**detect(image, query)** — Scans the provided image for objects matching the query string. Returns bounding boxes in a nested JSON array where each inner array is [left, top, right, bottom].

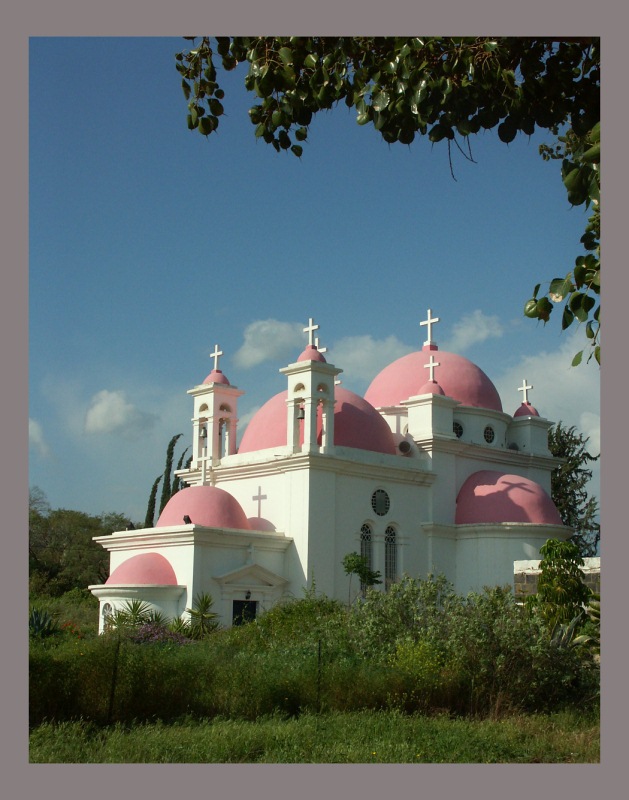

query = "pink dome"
[[456, 470, 562, 525], [248, 517, 277, 532], [203, 369, 230, 385], [417, 380, 445, 396], [238, 387, 396, 455], [156, 485, 251, 530], [364, 349, 503, 412], [106, 552, 178, 585], [514, 402, 540, 418], [297, 345, 327, 363]]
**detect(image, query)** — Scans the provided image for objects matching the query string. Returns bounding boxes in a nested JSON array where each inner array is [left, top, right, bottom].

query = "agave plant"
[[29, 607, 59, 639], [550, 612, 593, 650], [106, 599, 153, 632], [186, 592, 220, 639], [168, 616, 193, 636]]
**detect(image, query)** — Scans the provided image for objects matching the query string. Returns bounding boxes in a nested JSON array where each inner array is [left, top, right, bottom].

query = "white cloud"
[[328, 335, 413, 386], [84, 389, 157, 437], [29, 419, 51, 458], [233, 319, 304, 368], [442, 309, 504, 354]]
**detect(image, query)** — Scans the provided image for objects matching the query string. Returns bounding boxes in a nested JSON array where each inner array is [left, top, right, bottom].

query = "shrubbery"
[[29, 575, 599, 727]]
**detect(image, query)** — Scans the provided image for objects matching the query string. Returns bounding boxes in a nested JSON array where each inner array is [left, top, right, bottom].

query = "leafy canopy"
[[176, 36, 600, 363]]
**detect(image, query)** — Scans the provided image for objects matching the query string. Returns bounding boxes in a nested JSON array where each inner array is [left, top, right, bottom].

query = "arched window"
[[385, 527, 397, 590], [360, 523, 373, 595]]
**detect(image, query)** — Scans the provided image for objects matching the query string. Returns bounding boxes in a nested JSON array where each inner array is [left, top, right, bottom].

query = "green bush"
[[29, 580, 599, 726]]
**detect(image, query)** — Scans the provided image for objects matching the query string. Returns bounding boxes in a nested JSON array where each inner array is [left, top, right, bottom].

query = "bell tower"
[[280, 318, 342, 454], [186, 345, 244, 483]]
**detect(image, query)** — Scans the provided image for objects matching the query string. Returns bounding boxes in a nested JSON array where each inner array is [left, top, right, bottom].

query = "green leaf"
[[278, 47, 293, 66], [198, 116, 216, 135], [549, 277, 573, 302], [581, 142, 600, 163], [371, 91, 390, 112], [524, 299, 538, 318], [535, 297, 553, 321], [561, 306, 575, 330], [209, 99, 224, 117], [571, 350, 583, 367], [304, 53, 318, 70], [182, 79, 191, 100], [498, 117, 517, 144], [290, 144, 303, 157]]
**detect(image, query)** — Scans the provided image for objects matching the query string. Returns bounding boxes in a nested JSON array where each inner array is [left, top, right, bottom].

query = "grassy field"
[[29, 708, 599, 763]]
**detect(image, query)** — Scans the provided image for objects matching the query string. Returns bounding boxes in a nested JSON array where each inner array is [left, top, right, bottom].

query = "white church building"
[[89, 311, 567, 630]]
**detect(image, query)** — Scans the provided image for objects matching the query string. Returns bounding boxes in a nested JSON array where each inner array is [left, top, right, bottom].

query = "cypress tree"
[[159, 434, 183, 515], [144, 475, 161, 528]]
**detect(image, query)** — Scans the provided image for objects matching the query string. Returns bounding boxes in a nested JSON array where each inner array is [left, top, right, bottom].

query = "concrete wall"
[[513, 557, 600, 601]]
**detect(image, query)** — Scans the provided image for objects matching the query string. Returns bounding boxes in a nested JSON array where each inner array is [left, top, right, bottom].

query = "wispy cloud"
[[233, 319, 304, 368], [84, 389, 158, 437], [329, 335, 413, 386], [441, 309, 504, 354], [29, 419, 51, 458]]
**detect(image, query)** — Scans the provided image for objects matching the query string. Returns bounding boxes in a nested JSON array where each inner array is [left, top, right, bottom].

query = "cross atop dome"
[[424, 354, 440, 383], [420, 308, 440, 348], [303, 317, 319, 347], [517, 378, 533, 405], [210, 344, 223, 371]]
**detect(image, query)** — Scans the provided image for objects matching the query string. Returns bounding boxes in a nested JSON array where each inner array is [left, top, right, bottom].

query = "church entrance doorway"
[[232, 599, 258, 625]]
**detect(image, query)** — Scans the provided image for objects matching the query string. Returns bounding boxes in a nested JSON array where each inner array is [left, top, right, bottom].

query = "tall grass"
[[29, 708, 600, 763]]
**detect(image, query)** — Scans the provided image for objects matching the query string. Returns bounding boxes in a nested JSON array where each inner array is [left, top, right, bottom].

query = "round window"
[[371, 489, 390, 516], [484, 425, 495, 443], [453, 421, 463, 438]]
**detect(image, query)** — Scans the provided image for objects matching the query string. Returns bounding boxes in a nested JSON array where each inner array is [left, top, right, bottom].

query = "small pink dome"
[[456, 470, 562, 525], [203, 369, 230, 385], [514, 403, 540, 418], [365, 349, 502, 412], [417, 380, 446, 396], [156, 485, 251, 530], [106, 553, 178, 585], [297, 345, 327, 363], [248, 517, 277, 532], [238, 387, 396, 455]]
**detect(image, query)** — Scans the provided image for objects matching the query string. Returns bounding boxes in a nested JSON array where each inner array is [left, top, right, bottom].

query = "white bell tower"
[[280, 318, 342, 455], [186, 345, 244, 484]]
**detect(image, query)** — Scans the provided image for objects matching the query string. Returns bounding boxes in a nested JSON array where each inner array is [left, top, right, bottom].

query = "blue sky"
[[29, 36, 600, 523]]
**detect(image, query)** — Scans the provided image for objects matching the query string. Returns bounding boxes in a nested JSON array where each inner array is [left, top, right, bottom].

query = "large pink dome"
[[156, 485, 251, 530], [238, 386, 397, 455], [106, 552, 178, 585], [455, 470, 562, 525], [364, 349, 503, 412]]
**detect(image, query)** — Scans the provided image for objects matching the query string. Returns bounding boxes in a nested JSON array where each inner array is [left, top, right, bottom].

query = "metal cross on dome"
[[518, 378, 533, 405], [420, 308, 440, 346], [303, 317, 319, 346], [424, 354, 440, 382], [210, 344, 223, 371]]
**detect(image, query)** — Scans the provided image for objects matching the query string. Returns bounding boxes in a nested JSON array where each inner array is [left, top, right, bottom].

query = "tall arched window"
[[384, 526, 397, 590], [360, 523, 373, 595]]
